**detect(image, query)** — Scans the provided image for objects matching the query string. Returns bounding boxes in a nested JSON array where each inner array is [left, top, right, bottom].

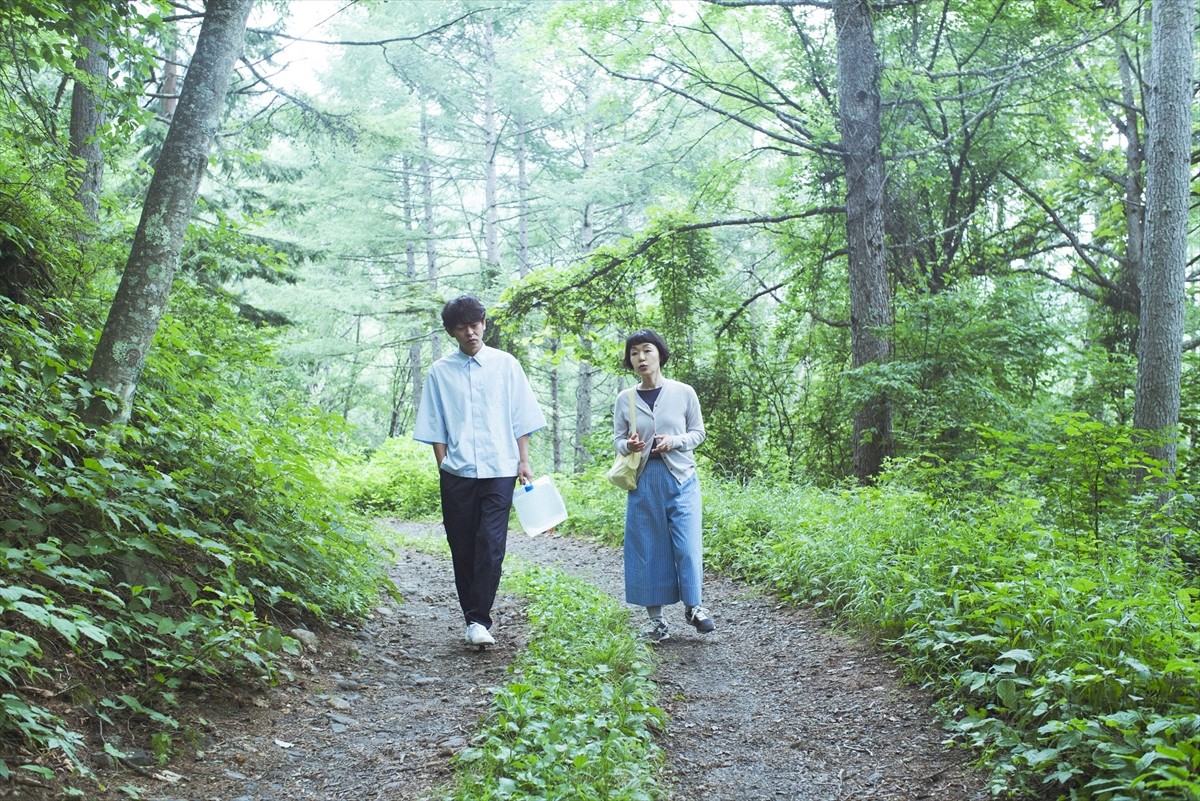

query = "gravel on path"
[[59, 519, 988, 801]]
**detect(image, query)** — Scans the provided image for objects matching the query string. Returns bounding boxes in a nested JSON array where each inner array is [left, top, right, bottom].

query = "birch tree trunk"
[[835, 0, 893, 483], [161, 27, 179, 122], [1133, 0, 1193, 475], [83, 0, 253, 427]]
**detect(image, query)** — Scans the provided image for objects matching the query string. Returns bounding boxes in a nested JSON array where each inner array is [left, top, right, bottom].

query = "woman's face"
[[628, 342, 661, 376]]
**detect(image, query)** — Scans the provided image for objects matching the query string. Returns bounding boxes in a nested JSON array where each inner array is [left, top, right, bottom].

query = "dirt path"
[[76, 520, 988, 801]]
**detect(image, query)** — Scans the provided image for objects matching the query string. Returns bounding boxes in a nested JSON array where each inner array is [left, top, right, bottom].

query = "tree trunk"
[[69, 24, 107, 225], [835, 0, 893, 483], [574, 352, 593, 473], [572, 107, 599, 473], [1116, 36, 1144, 331], [161, 28, 179, 122], [403, 155, 424, 433], [516, 115, 530, 279], [481, 10, 501, 288], [549, 338, 563, 473], [1133, 0, 1193, 475], [341, 315, 363, 420], [83, 0, 253, 427], [420, 103, 442, 362]]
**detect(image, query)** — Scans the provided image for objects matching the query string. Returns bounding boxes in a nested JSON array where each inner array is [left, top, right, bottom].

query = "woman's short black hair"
[[441, 295, 487, 330], [622, 329, 670, 370]]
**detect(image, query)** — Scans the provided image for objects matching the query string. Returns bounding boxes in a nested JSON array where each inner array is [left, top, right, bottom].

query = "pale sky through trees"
[[265, 0, 707, 94], [261, 0, 344, 92]]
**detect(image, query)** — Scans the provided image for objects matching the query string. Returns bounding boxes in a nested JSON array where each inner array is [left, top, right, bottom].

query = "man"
[[413, 296, 546, 646]]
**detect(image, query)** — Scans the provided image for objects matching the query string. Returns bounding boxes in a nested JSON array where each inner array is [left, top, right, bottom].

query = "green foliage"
[[500, 213, 714, 347], [552, 467, 630, 547], [870, 279, 1062, 463], [0, 292, 387, 783], [634, 215, 718, 375], [0, 1, 164, 133], [333, 437, 442, 520], [445, 564, 665, 801], [181, 202, 296, 285], [690, 448, 1200, 799], [0, 137, 87, 302], [1068, 346, 1138, 426], [981, 414, 1170, 542], [0, 0, 166, 297]]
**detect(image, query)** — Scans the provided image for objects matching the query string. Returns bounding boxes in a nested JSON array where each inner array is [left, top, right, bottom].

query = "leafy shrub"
[[0, 292, 387, 785], [691, 459, 1200, 800], [878, 280, 1060, 464], [553, 467, 628, 546], [335, 437, 442, 520]]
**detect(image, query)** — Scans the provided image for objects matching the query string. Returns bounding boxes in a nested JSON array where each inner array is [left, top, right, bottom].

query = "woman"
[[613, 329, 714, 642]]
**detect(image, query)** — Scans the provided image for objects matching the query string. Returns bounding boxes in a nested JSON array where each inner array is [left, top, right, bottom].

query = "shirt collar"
[[451, 344, 491, 366]]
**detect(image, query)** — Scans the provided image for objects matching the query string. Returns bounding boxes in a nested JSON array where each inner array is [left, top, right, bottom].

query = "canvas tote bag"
[[606, 390, 643, 491]]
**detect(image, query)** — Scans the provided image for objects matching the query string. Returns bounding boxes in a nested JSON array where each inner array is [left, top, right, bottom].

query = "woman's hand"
[[627, 432, 647, 453], [651, 435, 673, 454]]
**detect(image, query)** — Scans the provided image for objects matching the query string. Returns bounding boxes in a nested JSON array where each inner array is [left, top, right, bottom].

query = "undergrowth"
[[332, 437, 442, 520], [0, 293, 388, 791], [447, 564, 665, 801], [390, 532, 665, 801], [546, 441, 1200, 800]]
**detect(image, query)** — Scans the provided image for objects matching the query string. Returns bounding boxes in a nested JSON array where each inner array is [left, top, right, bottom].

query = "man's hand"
[[516, 435, 534, 483]]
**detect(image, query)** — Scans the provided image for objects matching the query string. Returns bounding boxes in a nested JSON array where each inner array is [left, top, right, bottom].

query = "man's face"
[[449, 318, 486, 356]]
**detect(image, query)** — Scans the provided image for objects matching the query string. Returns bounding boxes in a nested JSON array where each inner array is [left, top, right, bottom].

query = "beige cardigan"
[[612, 378, 706, 484]]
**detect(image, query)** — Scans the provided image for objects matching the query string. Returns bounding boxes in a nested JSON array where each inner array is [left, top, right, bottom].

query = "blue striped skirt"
[[623, 460, 703, 607]]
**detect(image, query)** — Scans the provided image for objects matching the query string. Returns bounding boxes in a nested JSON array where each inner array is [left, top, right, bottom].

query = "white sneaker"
[[465, 622, 495, 646]]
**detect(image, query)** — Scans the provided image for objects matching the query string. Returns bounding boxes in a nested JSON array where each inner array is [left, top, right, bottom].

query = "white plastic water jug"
[[512, 476, 568, 536]]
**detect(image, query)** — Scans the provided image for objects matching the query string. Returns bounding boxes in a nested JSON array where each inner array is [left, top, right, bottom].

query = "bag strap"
[[627, 389, 646, 467]]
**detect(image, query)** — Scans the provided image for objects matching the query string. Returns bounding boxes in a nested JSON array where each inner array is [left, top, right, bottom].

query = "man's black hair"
[[441, 295, 487, 330]]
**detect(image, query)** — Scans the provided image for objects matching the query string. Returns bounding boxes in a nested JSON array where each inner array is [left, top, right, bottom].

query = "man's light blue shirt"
[[413, 345, 546, 479]]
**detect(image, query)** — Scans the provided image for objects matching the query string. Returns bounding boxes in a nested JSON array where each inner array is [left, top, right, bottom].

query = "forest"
[[0, 0, 1197, 798]]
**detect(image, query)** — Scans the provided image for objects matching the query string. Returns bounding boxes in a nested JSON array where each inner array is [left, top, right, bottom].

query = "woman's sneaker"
[[685, 606, 715, 633], [638, 618, 670, 643]]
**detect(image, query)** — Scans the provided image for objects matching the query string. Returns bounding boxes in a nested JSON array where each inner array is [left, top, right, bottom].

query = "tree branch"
[[527, 208, 842, 310], [247, 11, 477, 49], [1000, 167, 1121, 293], [579, 48, 841, 158]]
